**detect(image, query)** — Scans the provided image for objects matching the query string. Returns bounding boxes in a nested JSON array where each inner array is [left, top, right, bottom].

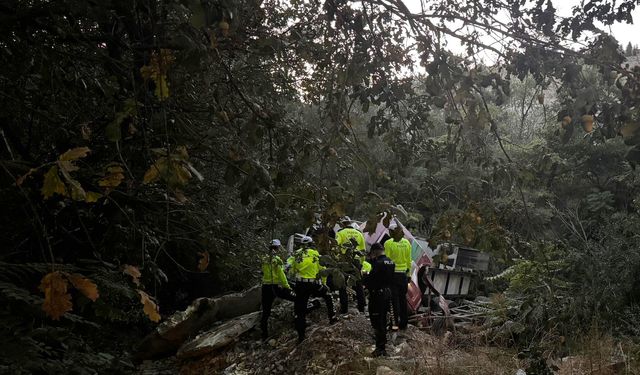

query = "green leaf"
[[187, 0, 206, 28], [105, 120, 122, 142]]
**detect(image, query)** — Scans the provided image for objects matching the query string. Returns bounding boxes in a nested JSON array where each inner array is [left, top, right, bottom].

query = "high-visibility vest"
[[336, 227, 366, 253], [287, 248, 323, 279], [261, 255, 290, 288], [384, 238, 412, 273]]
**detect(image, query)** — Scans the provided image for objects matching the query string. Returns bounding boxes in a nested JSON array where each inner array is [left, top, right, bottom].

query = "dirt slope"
[[176, 302, 521, 375]]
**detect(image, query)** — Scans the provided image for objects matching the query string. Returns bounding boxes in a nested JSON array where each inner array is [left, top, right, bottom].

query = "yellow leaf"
[[58, 160, 79, 173], [58, 165, 86, 201], [143, 158, 168, 184], [174, 145, 189, 160], [197, 251, 210, 272], [143, 166, 160, 184], [66, 273, 99, 302], [107, 165, 124, 174], [98, 164, 125, 188], [39, 272, 73, 320], [85, 191, 103, 203], [140, 65, 154, 80], [138, 290, 161, 322], [98, 173, 125, 187], [174, 164, 192, 185], [123, 265, 141, 286], [154, 74, 170, 101], [140, 50, 174, 101], [41, 166, 67, 199], [59, 147, 91, 161]]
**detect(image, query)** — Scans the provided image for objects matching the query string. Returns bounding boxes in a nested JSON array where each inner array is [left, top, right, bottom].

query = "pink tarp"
[[358, 212, 415, 245]]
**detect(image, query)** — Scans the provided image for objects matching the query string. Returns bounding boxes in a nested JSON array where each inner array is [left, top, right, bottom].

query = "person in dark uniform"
[[362, 242, 395, 357]]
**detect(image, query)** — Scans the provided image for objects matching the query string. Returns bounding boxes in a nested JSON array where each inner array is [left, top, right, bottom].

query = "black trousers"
[[338, 280, 366, 313], [369, 288, 391, 350], [261, 284, 295, 338], [294, 282, 335, 340], [391, 273, 409, 329]]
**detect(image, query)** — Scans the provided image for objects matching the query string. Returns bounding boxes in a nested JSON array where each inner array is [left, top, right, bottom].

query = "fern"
[[0, 280, 42, 305], [0, 262, 77, 284]]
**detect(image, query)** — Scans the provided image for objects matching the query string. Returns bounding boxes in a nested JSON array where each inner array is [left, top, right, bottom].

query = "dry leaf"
[[98, 164, 125, 188], [620, 122, 640, 138], [174, 164, 192, 185], [39, 271, 73, 320], [197, 251, 210, 272], [85, 191, 103, 203], [140, 50, 174, 101], [81, 123, 92, 140], [174, 145, 189, 160], [143, 158, 168, 184], [41, 166, 67, 199], [59, 147, 91, 161], [66, 273, 99, 302], [58, 160, 79, 173], [174, 189, 188, 203], [138, 290, 161, 322], [58, 165, 86, 201], [16, 168, 37, 186], [123, 265, 141, 286]]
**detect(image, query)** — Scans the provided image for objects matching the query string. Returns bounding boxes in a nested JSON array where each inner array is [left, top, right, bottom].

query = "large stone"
[[134, 285, 261, 360], [177, 311, 260, 360]]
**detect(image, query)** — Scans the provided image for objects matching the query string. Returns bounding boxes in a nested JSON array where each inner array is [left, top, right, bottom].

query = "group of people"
[[260, 216, 413, 357]]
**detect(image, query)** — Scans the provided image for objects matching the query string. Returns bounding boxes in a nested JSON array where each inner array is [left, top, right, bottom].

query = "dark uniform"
[[362, 254, 395, 354]]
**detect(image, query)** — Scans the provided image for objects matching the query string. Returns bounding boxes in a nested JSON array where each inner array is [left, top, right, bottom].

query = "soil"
[[174, 301, 522, 375]]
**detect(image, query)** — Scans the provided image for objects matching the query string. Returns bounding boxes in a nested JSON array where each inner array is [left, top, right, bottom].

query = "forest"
[[1, 0, 640, 374]]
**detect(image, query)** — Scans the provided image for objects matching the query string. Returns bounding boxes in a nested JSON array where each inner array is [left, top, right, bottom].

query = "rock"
[[394, 342, 411, 355], [176, 311, 261, 360], [134, 285, 261, 360]]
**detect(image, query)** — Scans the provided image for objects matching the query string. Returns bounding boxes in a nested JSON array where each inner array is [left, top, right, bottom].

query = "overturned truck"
[[355, 212, 490, 314]]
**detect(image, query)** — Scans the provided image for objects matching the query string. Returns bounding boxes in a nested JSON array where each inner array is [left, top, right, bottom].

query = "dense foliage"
[[1, 0, 640, 372]]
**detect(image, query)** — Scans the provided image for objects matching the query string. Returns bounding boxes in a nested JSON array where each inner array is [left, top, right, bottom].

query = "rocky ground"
[[137, 298, 637, 375], [170, 301, 523, 375]]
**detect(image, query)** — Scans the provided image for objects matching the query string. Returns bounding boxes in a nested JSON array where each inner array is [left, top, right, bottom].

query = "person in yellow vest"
[[288, 236, 336, 343], [335, 216, 366, 314], [383, 221, 412, 330], [261, 239, 295, 340]]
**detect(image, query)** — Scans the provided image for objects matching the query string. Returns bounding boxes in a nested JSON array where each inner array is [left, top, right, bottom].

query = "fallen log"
[[134, 285, 261, 361], [177, 311, 261, 360]]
